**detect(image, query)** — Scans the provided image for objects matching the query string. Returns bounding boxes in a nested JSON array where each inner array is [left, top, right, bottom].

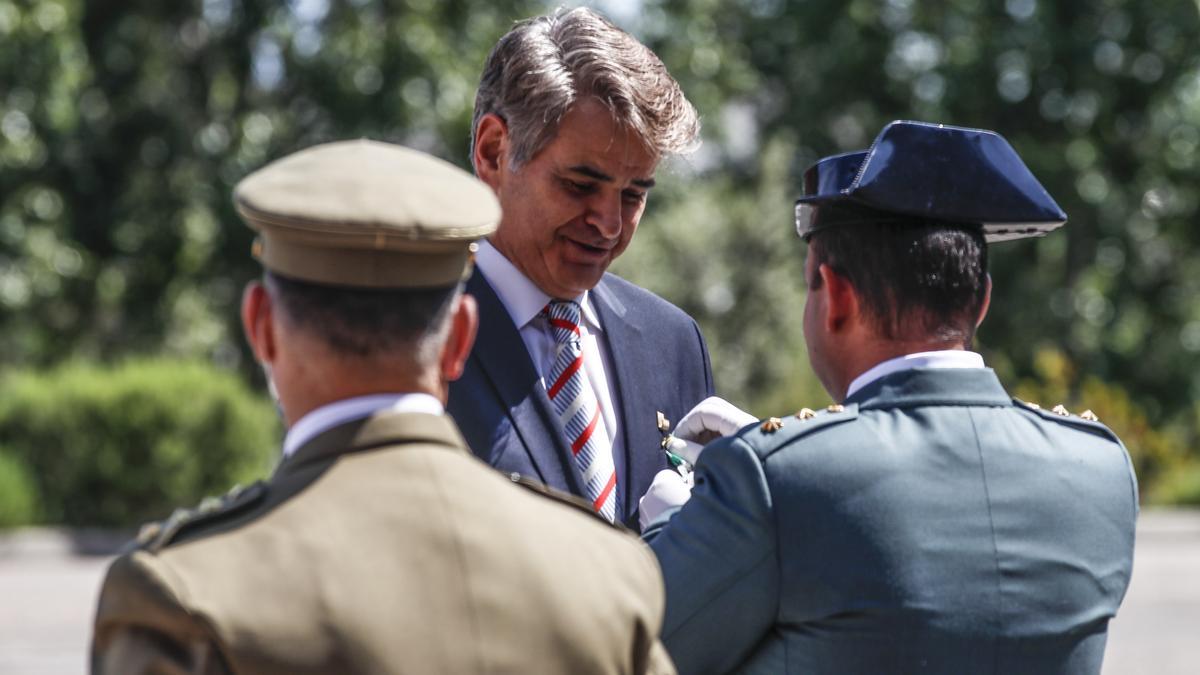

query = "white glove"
[[671, 396, 757, 465], [639, 469, 694, 530]]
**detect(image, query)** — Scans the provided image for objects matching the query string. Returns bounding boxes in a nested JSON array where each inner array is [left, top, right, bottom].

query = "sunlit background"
[[2, 0, 1200, 528], [2, 2, 1199, 673]]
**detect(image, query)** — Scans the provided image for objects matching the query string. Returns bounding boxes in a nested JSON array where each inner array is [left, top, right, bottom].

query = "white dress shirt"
[[474, 240, 623, 470], [846, 350, 986, 400], [282, 393, 445, 458]]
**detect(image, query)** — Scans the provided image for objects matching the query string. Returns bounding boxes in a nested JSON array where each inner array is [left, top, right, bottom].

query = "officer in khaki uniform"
[[91, 140, 676, 675]]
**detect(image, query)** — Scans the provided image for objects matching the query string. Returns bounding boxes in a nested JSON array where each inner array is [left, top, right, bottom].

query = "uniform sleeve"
[[92, 552, 231, 675], [643, 435, 779, 675]]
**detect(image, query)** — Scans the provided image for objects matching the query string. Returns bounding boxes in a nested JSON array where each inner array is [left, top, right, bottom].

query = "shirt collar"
[[845, 350, 985, 400], [282, 393, 444, 458], [475, 239, 602, 331]]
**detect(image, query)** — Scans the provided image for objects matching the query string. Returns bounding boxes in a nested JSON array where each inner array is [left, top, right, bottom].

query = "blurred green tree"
[[619, 0, 1200, 476], [0, 0, 541, 371]]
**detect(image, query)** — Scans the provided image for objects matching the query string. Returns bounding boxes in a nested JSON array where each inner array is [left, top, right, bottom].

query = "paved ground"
[[1, 511, 1197, 674], [1102, 509, 1200, 674], [0, 530, 117, 675]]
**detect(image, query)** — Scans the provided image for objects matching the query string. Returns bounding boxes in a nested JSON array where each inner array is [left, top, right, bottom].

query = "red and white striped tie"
[[545, 300, 617, 521]]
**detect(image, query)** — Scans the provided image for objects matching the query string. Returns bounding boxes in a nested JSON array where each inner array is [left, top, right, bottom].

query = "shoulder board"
[[1011, 398, 1122, 444], [135, 481, 268, 554], [740, 403, 860, 459], [506, 473, 621, 530]]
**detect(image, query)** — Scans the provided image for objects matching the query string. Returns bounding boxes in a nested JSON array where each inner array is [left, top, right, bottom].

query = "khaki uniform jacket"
[[92, 411, 675, 675]]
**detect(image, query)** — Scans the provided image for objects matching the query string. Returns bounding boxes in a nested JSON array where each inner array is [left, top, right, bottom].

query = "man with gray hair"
[[449, 7, 714, 529]]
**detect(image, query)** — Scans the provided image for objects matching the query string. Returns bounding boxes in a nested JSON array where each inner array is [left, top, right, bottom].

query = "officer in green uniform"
[[91, 140, 675, 675], [640, 121, 1138, 674]]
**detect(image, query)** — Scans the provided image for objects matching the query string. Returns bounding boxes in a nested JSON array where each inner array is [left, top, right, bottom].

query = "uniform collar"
[[282, 393, 444, 458], [846, 350, 984, 400], [475, 239, 602, 331], [277, 409, 467, 478], [845, 366, 1010, 409]]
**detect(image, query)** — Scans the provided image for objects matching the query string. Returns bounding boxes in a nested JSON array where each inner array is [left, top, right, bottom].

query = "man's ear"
[[241, 281, 277, 364], [976, 274, 993, 328], [440, 293, 479, 382], [472, 113, 509, 190], [818, 264, 858, 333]]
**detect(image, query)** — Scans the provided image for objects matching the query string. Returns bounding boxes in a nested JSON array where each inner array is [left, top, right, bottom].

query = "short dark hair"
[[264, 272, 459, 362], [807, 223, 988, 344]]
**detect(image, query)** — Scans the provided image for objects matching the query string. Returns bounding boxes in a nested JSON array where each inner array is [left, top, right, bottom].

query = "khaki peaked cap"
[[235, 139, 500, 288]]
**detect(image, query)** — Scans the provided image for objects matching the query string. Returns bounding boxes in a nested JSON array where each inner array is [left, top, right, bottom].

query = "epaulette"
[[506, 473, 624, 530], [134, 481, 268, 554], [1012, 399, 1121, 443], [741, 403, 860, 459]]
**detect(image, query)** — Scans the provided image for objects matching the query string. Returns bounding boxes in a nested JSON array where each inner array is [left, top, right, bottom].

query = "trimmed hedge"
[[0, 359, 280, 528], [1155, 462, 1200, 506], [0, 452, 37, 528]]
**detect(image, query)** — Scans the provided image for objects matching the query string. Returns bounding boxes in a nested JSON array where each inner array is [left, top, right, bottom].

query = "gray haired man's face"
[[488, 98, 658, 299]]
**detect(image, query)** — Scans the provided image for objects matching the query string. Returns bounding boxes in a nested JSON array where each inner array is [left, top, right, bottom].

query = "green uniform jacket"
[[646, 368, 1138, 675], [93, 411, 675, 675]]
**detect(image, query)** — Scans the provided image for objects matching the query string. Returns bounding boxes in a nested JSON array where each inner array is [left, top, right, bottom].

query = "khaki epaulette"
[[507, 473, 624, 531], [135, 481, 268, 553]]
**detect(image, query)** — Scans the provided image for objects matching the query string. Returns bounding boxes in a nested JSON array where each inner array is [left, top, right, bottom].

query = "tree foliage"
[[620, 0, 1200, 499], [0, 0, 542, 369]]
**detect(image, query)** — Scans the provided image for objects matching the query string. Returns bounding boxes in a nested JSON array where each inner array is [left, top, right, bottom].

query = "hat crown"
[[795, 121, 1067, 242], [236, 139, 499, 243], [235, 140, 500, 288]]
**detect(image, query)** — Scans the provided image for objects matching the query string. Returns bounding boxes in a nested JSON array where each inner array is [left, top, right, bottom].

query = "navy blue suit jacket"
[[448, 271, 714, 528], [646, 368, 1138, 674]]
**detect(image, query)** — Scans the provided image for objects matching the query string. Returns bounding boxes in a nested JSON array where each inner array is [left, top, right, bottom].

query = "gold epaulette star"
[[760, 417, 784, 433]]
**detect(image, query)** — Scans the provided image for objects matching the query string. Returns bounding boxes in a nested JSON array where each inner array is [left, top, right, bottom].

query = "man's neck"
[[280, 369, 441, 428], [841, 345, 981, 402], [281, 392, 445, 458], [475, 239, 595, 329]]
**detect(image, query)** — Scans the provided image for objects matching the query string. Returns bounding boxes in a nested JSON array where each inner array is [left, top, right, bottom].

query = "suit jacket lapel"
[[465, 273, 585, 494], [591, 278, 660, 520]]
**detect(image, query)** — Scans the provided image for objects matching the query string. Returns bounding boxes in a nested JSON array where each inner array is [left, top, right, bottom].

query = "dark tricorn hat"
[[794, 121, 1067, 243]]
